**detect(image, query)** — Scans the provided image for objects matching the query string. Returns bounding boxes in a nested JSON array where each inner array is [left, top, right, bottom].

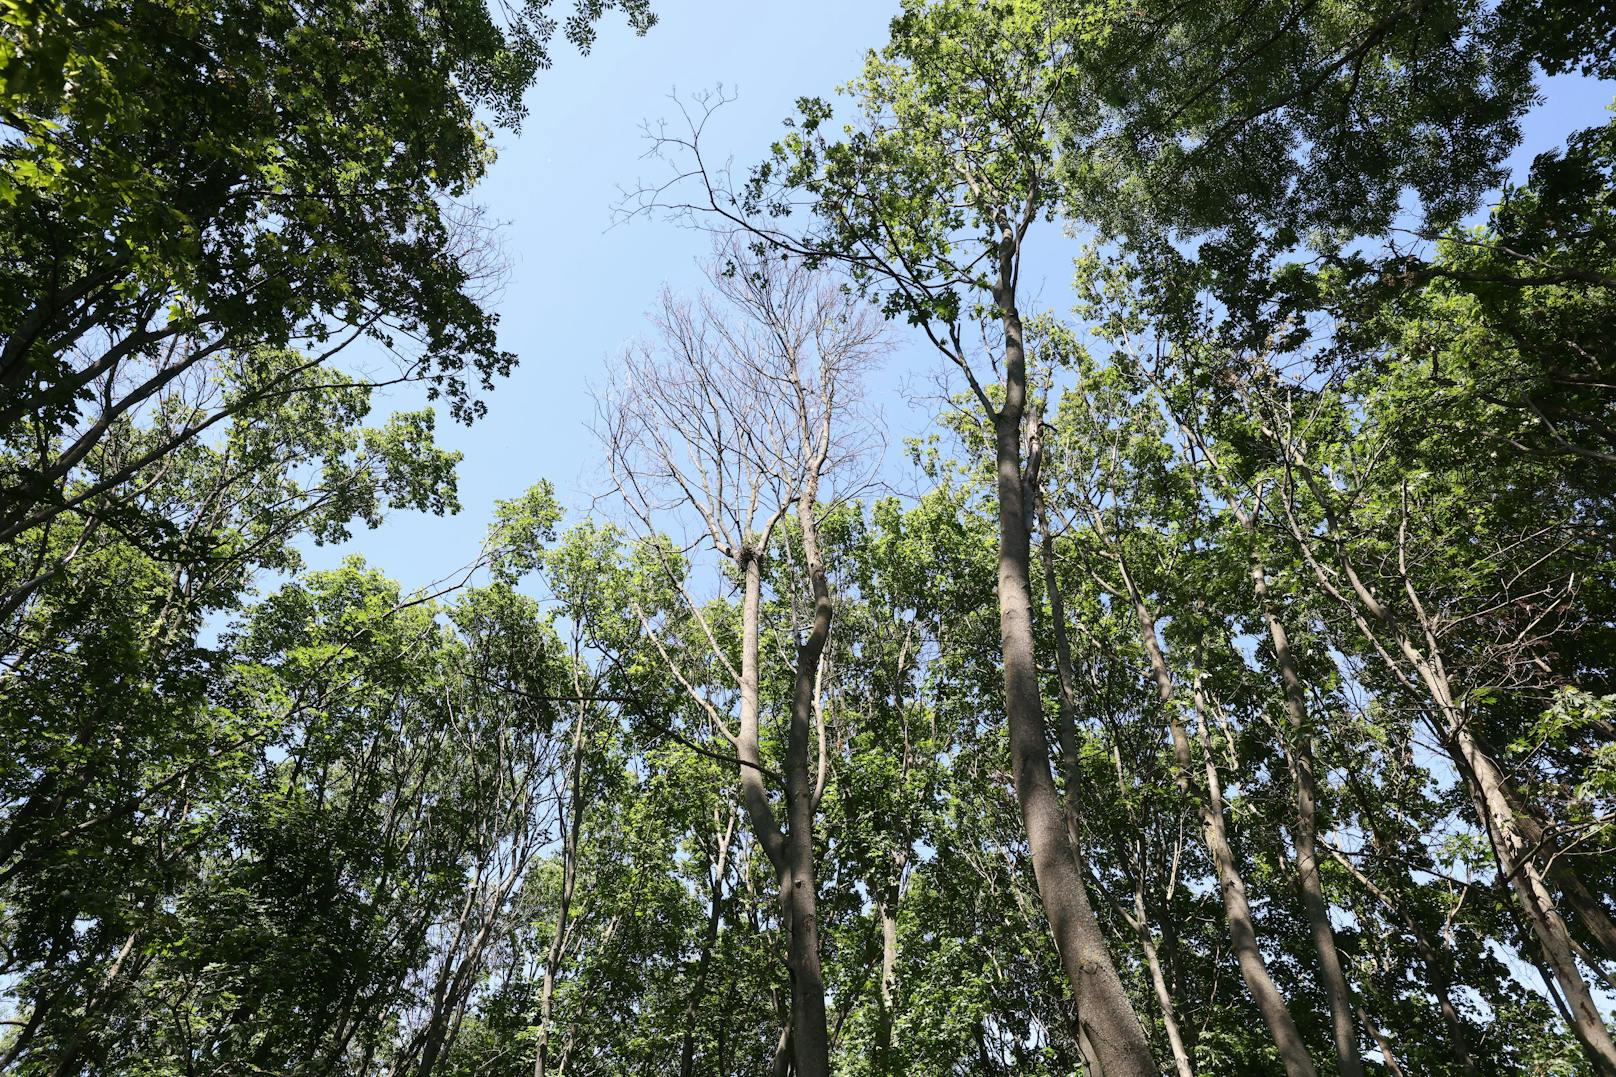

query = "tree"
[[627, 6, 1164, 1067], [601, 243, 884, 1077], [0, 0, 654, 566], [1250, 354, 1616, 1074], [10, 5, 1616, 1074], [0, 366, 469, 1070], [1062, 241, 1616, 1072]]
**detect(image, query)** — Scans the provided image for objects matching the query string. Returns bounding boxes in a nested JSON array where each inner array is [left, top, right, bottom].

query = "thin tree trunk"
[[731, 551, 806, 1074], [875, 621, 920, 1077], [1111, 741, 1196, 1077], [988, 265, 1155, 1077], [1357, 1006, 1406, 1077], [736, 553, 779, 868], [771, 1020, 792, 1077], [411, 868, 483, 1077], [1039, 488, 1193, 1077], [680, 808, 736, 1077], [973, 1017, 1000, 1076], [1120, 566, 1317, 1077], [44, 929, 141, 1077], [1130, 879, 1195, 1077], [731, 517, 831, 1077], [534, 705, 588, 1077], [1191, 679, 1318, 1077], [879, 892, 899, 1014], [1249, 555, 1364, 1077], [1033, 485, 1087, 852]]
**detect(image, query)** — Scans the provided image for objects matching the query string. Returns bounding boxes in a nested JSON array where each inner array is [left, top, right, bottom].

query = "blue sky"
[[304, 1, 1616, 593]]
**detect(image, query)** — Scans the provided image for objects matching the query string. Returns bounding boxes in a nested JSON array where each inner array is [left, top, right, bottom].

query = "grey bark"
[[1357, 1006, 1406, 1077], [1130, 880, 1195, 1077], [1037, 486, 1194, 1077], [874, 861, 904, 1074], [1450, 718, 1616, 1075], [1118, 562, 1317, 1077], [1248, 556, 1364, 1077], [1503, 777, 1616, 967], [988, 258, 1156, 1077]]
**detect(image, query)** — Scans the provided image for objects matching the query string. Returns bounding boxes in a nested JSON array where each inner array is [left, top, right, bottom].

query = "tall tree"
[[629, 7, 1161, 1067], [602, 244, 883, 1077]]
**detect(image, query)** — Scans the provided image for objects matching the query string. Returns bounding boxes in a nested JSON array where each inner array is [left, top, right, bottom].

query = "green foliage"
[[8, 2, 1616, 1074]]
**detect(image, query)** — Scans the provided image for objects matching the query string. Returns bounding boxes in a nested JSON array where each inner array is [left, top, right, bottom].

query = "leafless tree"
[[600, 238, 884, 1077]]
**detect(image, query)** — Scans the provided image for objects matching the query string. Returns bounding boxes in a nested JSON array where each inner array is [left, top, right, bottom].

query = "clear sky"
[[301, 1, 1616, 593]]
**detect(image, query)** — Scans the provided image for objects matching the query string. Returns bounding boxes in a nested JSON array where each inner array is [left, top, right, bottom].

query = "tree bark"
[[733, 553, 808, 1075], [770, 1020, 792, 1077], [736, 554, 779, 872], [1033, 489, 1091, 856], [1119, 568, 1317, 1077], [1501, 769, 1616, 967], [1357, 1006, 1405, 1077], [1249, 556, 1364, 1077], [1130, 879, 1196, 1077], [1038, 490, 1194, 1077], [989, 267, 1156, 1077]]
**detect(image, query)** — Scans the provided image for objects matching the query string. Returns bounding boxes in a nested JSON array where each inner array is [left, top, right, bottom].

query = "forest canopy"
[[2, 1, 1615, 1074]]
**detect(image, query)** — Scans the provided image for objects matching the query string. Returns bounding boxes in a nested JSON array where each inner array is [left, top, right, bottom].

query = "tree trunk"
[[42, 929, 141, 1077], [1033, 488, 1087, 853], [771, 1020, 792, 1077], [736, 554, 777, 867], [1038, 492, 1193, 1077], [1134, 888, 1195, 1077], [1121, 573, 1317, 1077], [989, 272, 1156, 1077], [1249, 557, 1364, 1077], [734, 554, 801, 1075], [679, 809, 735, 1077], [780, 484, 834, 1077], [1191, 681, 1318, 1077], [1357, 1006, 1405, 1077], [729, 545, 832, 1077]]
